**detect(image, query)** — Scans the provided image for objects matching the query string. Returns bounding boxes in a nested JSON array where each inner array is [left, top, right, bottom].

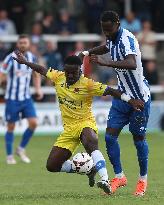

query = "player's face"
[[16, 38, 30, 53], [64, 65, 81, 85], [101, 21, 119, 40]]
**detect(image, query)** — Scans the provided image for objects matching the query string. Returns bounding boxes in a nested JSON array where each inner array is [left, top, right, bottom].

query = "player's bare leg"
[[105, 127, 127, 193], [80, 127, 112, 194], [46, 146, 72, 172], [5, 122, 16, 164], [16, 117, 37, 163], [132, 134, 148, 196]]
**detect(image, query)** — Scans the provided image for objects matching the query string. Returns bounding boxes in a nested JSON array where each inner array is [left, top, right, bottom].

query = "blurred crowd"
[[0, 0, 163, 101]]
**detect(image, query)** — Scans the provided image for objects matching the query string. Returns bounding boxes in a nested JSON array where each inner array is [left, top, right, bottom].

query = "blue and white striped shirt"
[[1, 51, 37, 101], [106, 27, 150, 102]]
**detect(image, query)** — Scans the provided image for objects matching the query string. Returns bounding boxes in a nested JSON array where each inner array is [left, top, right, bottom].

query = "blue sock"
[[5, 132, 14, 155], [20, 128, 34, 148], [134, 140, 149, 176], [105, 133, 122, 174]]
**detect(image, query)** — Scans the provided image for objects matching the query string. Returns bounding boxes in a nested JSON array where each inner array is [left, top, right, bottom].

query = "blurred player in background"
[[79, 11, 151, 196], [0, 35, 43, 164], [13, 52, 144, 194]]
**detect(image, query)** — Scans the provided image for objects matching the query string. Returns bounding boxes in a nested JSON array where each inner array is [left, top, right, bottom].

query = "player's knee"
[[106, 127, 120, 136], [7, 123, 15, 132], [29, 119, 38, 130], [105, 133, 117, 145], [85, 137, 98, 154], [132, 134, 145, 141], [46, 160, 61, 172]]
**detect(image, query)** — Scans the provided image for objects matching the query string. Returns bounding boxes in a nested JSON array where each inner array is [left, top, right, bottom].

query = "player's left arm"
[[90, 54, 136, 70], [103, 86, 144, 111]]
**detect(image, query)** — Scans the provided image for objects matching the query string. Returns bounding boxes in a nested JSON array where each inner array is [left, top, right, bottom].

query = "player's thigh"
[[22, 99, 37, 119], [5, 100, 20, 122], [80, 127, 98, 154], [129, 98, 151, 138], [107, 100, 130, 134], [54, 129, 80, 154], [46, 146, 72, 172]]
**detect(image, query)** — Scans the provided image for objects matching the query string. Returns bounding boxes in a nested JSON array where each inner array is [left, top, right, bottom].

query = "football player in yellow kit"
[[13, 51, 144, 194]]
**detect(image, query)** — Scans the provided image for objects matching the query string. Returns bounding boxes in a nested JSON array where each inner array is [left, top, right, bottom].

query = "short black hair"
[[101, 11, 119, 23], [64, 55, 82, 66], [18, 34, 30, 40]]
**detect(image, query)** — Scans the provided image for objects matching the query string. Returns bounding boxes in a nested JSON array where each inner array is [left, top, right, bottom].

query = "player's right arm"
[[13, 51, 63, 83], [78, 45, 108, 61], [13, 51, 48, 76]]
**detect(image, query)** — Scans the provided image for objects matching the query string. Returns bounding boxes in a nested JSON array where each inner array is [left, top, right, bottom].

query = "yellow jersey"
[[46, 69, 107, 125]]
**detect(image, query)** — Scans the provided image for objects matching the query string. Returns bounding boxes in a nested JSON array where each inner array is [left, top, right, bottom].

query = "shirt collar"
[[108, 27, 123, 44]]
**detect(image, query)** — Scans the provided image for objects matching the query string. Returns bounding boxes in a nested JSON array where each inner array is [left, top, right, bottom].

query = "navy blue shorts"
[[5, 99, 37, 122], [107, 98, 151, 136]]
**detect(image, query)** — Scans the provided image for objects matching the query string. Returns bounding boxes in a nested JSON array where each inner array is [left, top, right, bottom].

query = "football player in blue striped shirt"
[[79, 11, 151, 196], [0, 34, 43, 164]]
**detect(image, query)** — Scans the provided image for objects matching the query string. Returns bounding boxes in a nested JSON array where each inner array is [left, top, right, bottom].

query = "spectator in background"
[[31, 22, 46, 54], [84, 0, 106, 33], [121, 11, 141, 35], [55, 9, 78, 58], [144, 60, 158, 100], [42, 13, 56, 34], [56, 0, 85, 32], [69, 41, 85, 56], [30, 43, 46, 67], [6, 0, 27, 34], [43, 41, 63, 71], [0, 41, 8, 61], [56, 9, 77, 35], [69, 41, 92, 76], [151, 0, 164, 32], [137, 21, 156, 69], [0, 9, 16, 35], [132, 0, 152, 22], [25, 0, 54, 32]]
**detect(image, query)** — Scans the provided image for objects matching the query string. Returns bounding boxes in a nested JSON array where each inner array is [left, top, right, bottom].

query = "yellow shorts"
[[54, 119, 98, 154]]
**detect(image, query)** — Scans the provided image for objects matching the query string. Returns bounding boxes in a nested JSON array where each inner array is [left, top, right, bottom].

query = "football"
[[72, 152, 94, 175]]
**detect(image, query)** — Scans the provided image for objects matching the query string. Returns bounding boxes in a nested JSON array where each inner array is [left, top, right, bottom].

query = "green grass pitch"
[[0, 132, 163, 205]]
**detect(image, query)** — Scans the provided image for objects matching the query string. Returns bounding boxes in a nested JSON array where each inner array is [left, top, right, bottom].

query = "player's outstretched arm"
[[78, 45, 108, 61], [103, 86, 144, 111], [12, 51, 48, 77], [90, 54, 137, 70]]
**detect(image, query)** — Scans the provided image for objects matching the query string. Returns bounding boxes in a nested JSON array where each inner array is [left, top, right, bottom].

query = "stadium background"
[[0, 1, 164, 205]]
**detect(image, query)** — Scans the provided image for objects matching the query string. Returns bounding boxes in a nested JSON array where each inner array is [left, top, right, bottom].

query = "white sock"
[[60, 160, 72, 173], [91, 150, 109, 181], [18, 146, 25, 152], [115, 171, 125, 179], [7, 154, 14, 158], [139, 174, 147, 180]]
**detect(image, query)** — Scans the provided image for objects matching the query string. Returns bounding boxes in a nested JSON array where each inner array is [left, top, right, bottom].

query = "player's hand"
[[35, 89, 44, 100], [128, 99, 144, 111], [90, 54, 105, 66], [12, 50, 27, 64]]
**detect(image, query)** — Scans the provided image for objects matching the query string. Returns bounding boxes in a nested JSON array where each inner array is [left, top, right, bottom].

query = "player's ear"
[[117, 21, 120, 28]]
